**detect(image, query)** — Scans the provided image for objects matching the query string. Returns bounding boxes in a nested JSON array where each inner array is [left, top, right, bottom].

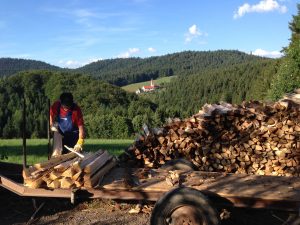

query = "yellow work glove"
[[74, 138, 84, 152], [50, 122, 59, 132]]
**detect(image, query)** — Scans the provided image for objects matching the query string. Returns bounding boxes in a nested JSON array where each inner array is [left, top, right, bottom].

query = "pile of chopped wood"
[[23, 150, 117, 189], [123, 92, 300, 177]]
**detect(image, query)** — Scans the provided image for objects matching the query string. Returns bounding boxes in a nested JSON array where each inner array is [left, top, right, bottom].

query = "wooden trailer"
[[1, 161, 300, 225]]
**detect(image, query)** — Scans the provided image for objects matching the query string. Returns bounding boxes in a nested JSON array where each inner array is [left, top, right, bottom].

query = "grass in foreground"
[[0, 139, 133, 165]]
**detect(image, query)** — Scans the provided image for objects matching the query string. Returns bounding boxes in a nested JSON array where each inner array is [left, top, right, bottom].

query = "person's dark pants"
[[62, 131, 79, 154]]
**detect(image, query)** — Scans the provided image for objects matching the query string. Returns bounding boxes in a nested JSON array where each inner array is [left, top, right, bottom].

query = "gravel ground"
[[0, 188, 296, 225]]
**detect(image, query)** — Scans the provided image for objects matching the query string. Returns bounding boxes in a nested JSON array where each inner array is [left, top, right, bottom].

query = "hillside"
[[75, 50, 267, 86], [153, 59, 280, 118], [0, 70, 157, 139], [0, 51, 281, 139], [0, 58, 60, 77], [0, 50, 271, 85]]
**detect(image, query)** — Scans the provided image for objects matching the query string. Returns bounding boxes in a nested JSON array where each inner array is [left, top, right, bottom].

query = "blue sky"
[[0, 0, 298, 68]]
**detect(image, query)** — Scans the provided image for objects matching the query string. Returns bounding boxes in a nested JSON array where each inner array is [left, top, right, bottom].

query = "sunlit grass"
[[122, 76, 175, 92], [0, 138, 133, 165]]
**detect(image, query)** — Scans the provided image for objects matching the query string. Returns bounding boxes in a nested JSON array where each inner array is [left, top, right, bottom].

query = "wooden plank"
[[84, 158, 117, 188], [60, 177, 74, 189], [33, 152, 77, 170], [49, 171, 61, 180], [61, 167, 75, 178], [101, 169, 300, 203], [54, 158, 77, 172], [24, 177, 45, 189], [48, 179, 60, 189], [72, 171, 82, 181], [73, 150, 104, 171], [84, 151, 112, 174]]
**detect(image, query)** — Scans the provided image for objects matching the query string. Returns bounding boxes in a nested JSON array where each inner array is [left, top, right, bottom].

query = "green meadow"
[[121, 76, 175, 92], [0, 139, 133, 165]]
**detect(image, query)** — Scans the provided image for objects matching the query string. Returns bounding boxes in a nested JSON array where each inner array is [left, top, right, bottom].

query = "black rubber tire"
[[161, 158, 198, 171], [150, 187, 219, 225]]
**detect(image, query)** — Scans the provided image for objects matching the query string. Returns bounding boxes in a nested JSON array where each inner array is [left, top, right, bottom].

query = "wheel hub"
[[167, 205, 205, 225]]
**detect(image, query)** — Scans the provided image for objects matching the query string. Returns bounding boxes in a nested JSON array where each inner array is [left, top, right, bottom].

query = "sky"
[[0, 0, 298, 68]]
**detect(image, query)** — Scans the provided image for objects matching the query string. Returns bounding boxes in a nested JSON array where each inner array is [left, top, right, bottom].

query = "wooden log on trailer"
[[33, 152, 77, 170], [73, 150, 104, 171], [84, 151, 111, 174], [84, 158, 117, 188]]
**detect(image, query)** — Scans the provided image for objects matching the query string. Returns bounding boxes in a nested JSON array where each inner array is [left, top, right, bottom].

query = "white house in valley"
[[136, 79, 160, 94]]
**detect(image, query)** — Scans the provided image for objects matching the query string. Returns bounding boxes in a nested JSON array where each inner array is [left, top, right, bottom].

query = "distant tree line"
[[0, 50, 267, 87], [0, 58, 60, 77], [76, 50, 266, 86], [151, 59, 279, 118]]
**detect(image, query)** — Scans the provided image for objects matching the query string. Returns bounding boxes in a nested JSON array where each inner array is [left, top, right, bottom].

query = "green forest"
[[0, 4, 299, 139], [75, 50, 264, 86]]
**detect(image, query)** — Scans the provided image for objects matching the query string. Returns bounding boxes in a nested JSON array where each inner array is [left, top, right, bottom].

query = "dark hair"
[[60, 92, 74, 108]]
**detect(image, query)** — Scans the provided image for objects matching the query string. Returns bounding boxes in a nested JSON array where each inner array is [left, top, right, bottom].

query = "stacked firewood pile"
[[23, 150, 116, 189], [124, 92, 300, 177]]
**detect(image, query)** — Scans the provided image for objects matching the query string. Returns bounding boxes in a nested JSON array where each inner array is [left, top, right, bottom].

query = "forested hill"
[[75, 50, 268, 86], [0, 58, 60, 77], [152, 59, 280, 118], [0, 51, 271, 86], [0, 70, 157, 139]]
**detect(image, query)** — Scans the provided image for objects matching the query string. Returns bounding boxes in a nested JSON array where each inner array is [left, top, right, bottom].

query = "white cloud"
[[234, 0, 287, 19], [185, 24, 207, 43], [148, 47, 156, 53], [117, 48, 140, 58], [58, 58, 103, 68], [252, 48, 283, 58]]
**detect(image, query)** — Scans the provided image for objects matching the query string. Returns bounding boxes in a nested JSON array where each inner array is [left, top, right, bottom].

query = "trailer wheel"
[[291, 217, 300, 225], [161, 158, 197, 171], [150, 187, 219, 225]]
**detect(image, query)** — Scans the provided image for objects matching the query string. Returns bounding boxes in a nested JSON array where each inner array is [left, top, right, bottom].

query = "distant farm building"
[[136, 79, 160, 94]]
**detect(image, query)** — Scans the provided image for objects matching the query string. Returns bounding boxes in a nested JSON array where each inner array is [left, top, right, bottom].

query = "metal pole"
[[22, 95, 27, 168], [47, 99, 51, 159]]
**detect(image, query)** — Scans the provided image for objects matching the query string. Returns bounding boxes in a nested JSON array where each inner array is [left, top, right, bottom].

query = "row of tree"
[[268, 4, 300, 99], [0, 50, 266, 87], [76, 50, 265, 86], [151, 59, 279, 118], [0, 58, 59, 77]]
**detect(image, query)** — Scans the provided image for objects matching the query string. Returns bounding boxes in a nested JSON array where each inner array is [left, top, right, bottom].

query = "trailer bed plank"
[[101, 168, 300, 202]]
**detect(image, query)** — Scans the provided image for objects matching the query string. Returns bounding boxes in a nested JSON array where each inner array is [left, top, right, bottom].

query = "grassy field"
[[121, 76, 176, 92], [0, 139, 133, 165]]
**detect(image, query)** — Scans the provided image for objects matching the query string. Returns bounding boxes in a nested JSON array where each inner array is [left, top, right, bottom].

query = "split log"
[[84, 158, 117, 188], [84, 151, 111, 174], [33, 152, 77, 170], [23, 150, 116, 189]]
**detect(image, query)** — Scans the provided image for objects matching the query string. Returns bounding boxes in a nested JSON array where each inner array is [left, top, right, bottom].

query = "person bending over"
[[50, 92, 85, 154]]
